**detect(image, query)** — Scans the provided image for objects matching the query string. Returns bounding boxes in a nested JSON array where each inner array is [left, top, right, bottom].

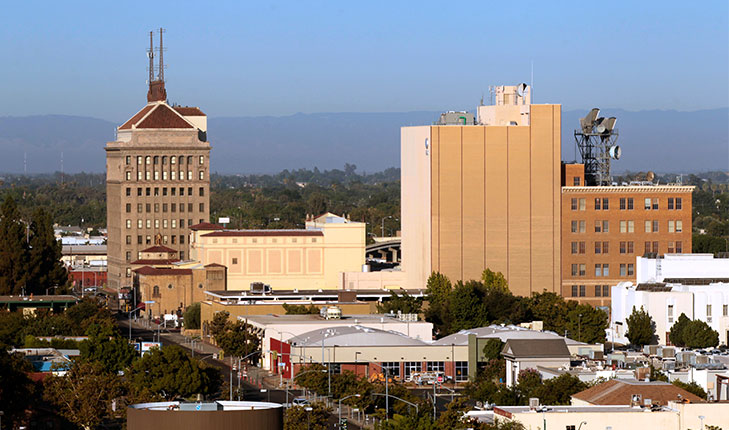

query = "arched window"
[[145, 156, 151, 165], [153, 156, 159, 165], [171, 156, 176, 165], [162, 156, 167, 165], [153, 285, 160, 297], [187, 155, 193, 164], [178, 156, 184, 165]]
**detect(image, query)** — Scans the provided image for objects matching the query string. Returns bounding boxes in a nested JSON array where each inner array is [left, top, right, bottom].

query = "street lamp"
[[699, 415, 705, 429], [380, 216, 392, 238], [578, 313, 582, 342], [338, 394, 361, 426], [305, 406, 313, 430]]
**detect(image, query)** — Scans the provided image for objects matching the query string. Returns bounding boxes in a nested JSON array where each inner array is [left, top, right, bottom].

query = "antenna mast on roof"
[[147, 31, 155, 84], [158, 27, 165, 82]]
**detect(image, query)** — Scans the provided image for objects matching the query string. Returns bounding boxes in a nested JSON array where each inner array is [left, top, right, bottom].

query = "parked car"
[[292, 397, 310, 406]]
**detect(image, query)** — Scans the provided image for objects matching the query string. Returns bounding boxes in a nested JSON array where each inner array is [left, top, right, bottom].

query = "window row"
[[124, 250, 187, 266], [126, 234, 186, 246], [569, 220, 685, 234], [570, 285, 611, 298], [378, 361, 468, 382], [125, 169, 205, 181], [126, 155, 205, 166], [126, 186, 205, 197], [570, 196, 683, 211], [125, 218, 205, 229], [126, 202, 205, 214]]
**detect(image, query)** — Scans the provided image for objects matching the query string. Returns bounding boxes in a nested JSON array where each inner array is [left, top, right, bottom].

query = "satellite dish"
[[609, 145, 621, 160], [646, 171, 655, 182], [596, 118, 608, 134], [516, 83, 528, 97]]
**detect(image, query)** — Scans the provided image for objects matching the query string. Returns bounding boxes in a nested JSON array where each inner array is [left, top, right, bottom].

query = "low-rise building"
[[502, 339, 571, 387], [189, 213, 365, 292], [571, 379, 703, 406], [467, 401, 729, 430], [611, 254, 729, 345]]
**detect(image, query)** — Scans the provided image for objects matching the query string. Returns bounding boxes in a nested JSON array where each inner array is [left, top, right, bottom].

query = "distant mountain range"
[[0, 108, 726, 174]]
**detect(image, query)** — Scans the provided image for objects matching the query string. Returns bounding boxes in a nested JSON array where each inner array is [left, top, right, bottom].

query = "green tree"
[[209, 310, 230, 339], [215, 320, 261, 360], [0, 345, 35, 429], [672, 380, 707, 399], [0, 196, 30, 295], [424, 272, 452, 336], [43, 360, 124, 430], [482, 269, 509, 293], [565, 304, 608, 344], [376, 290, 423, 314], [282, 303, 320, 315], [27, 208, 68, 294], [284, 402, 330, 430], [625, 306, 655, 347], [294, 363, 329, 396], [682, 320, 719, 349], [79, 320, 137, 374], [483, 339, 505, 361], [536, 374, 588, 405], [129, 345, 220, 400], [183, 302, 201, 329], [669, 313, 692, 347], [448, 281, 489, 332]]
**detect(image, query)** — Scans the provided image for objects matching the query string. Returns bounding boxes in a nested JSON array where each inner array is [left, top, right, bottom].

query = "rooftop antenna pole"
[[148, 31, 155, 85], [158, 27, 165, 82], [530, 60, 534, 103]]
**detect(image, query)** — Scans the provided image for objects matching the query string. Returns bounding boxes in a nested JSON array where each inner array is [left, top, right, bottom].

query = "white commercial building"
[[611, 254, 729, 345]]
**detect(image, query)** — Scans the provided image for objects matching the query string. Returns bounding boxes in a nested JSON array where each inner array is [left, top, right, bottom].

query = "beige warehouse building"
[[401, 85, 561, 296]]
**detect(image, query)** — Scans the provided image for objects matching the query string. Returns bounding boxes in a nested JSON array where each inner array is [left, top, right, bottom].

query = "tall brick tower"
[[105, 29, 211, 296]]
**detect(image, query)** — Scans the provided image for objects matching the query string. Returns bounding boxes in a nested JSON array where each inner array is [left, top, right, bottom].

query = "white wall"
[[637, 254, 729, 283]]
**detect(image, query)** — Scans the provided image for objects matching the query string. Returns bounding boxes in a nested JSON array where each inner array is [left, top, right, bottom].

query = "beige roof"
[[501, 338, 571, 359], [571, 379, 703, 405]]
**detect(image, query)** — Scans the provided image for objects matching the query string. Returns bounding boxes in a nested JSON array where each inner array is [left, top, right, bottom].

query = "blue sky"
[[0, 1, 727, 121]]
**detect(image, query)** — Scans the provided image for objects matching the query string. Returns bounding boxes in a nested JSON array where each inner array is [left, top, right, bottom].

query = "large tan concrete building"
[[401, 85, 562, 296], [561, 164, 693, 306], [189, 213, 365, 291], [105, 52, 210, 292]]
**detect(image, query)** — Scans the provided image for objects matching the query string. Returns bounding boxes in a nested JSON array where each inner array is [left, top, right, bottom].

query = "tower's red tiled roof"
[[118, 103, 195, 130], [173, 106, 206, 116]]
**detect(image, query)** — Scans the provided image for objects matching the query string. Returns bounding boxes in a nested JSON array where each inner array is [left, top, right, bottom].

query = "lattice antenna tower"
[[574, 108, 621, 186], [157, 27, 166, 82], [147, 31, 155, 84]]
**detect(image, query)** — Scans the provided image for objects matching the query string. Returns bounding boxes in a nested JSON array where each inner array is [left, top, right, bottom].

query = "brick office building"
[[561, 164, 693, 307], [105, 32, 210, 294]]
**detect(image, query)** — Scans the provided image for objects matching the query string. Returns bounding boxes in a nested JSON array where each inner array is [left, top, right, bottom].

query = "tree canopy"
[[670, 315, 719, 349], [625, 306, 655, 347]]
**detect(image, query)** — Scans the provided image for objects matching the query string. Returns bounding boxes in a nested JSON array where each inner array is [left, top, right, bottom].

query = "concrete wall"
[[637, 254, 729, 283], [402, 104, 561, 296], [339, 270, 405, 290]]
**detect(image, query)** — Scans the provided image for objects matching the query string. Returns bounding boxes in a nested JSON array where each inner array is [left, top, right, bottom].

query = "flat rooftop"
[[240, 313, 427, 326], [130, 401, 282, 411]]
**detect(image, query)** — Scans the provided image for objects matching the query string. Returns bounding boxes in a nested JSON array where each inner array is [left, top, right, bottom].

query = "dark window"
[[381, 362, 400, 378], [188, 187, 193, 195], [620, 198, 626, 210], [603, 285, 610, 296], [126, 203, 131, 213], [676, 198, 682, 209], [595, 242, 601, 254], [427, 362, 445, 372], [125, 155, 131, 165], [652, 241, 659, 253], [171, 187, 176, 196], [179, 187, 184, 196], [571, 221, 578, 233], [126, 187, 131, 196], [595, 285, 601, 297], [603, 198, 609, 210], [146, 203, 151, 213], [154, 187, 159, 196], [199, 203, 204, 212], [180, 251, 185, 260], [154, 203, 159, 213], [137, 203, 143, 213], [603, 241, 609, 254], [137, 187, 142, 196], [199, 187, 205, 196], [455, 362, 468, 381], [652, 198, 659, 210], [627, 198, 634, 209], [145, 187, 151, 196], [573, 177, 580, 186], [126, 235, 131, 245], [188, 203, 193, 212], [180, 235, 185, 244], [628, 241, 634, 253], [676, 241, 682, 253], [126, 251, 131, 261], [153, 285, 160, 297], [163, 187, 168, 196], [171, 235, 177, 244], [571, 264, 578, 276], [571, 285, 578, 297], [620, 241, 626, 254], [594, 198, 601, 210], [163, 203, 168, 213], [668, 198, 674, 209], [137, 235, 142, 244], [171, 203, 176, 213], [579, 285, 585, 297], [571, 198, 577, 210]]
